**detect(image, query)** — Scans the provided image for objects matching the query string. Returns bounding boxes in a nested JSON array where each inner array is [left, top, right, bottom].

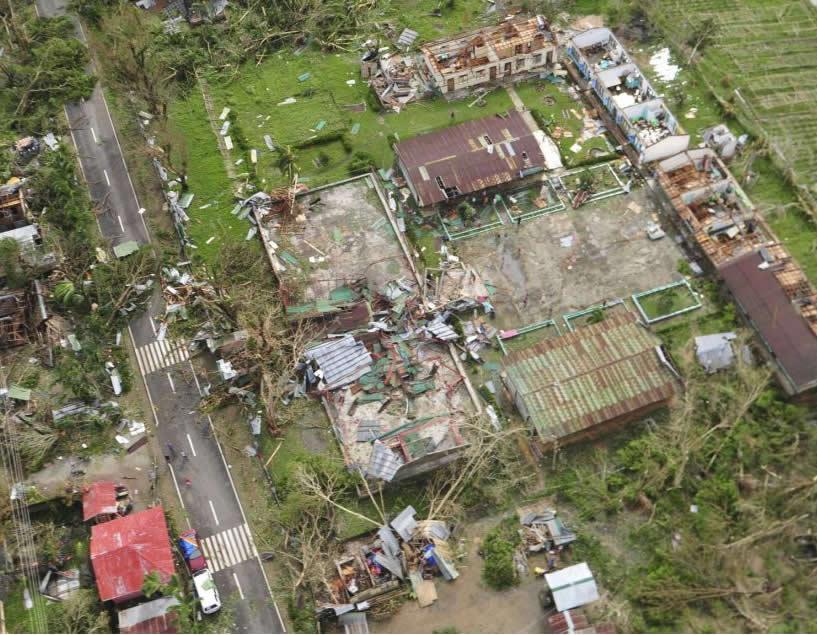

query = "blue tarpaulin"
[[179, 534, 199, 560]]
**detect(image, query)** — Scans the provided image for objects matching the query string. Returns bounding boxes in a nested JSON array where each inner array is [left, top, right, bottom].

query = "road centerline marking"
[[208, 500, 220, 526], [118, 214, 125, 232], [90, 126, 98, 143], [187, 433, 197, 457], [233, 572, 245, 600], [103, 168, 110, 186], [166, 372, 175, 393]]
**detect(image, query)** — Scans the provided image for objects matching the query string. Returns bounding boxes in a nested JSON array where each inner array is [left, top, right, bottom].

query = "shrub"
[[348, 151, 375, 175], [481, 517, 519, 590]]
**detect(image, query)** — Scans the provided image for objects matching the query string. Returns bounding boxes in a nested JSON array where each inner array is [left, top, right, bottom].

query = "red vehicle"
[[179, 529, 207, 573]]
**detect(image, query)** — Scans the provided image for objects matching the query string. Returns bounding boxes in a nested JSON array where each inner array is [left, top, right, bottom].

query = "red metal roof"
[[395, 111, 545, 206], [91, 507, 175, 603], [82, 481, 118, 521], [720, 251, 817, 394]]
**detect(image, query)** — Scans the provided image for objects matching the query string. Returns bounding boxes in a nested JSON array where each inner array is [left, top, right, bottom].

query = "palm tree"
[[141, 572, 200, 631], [275, 144, 300, 183]]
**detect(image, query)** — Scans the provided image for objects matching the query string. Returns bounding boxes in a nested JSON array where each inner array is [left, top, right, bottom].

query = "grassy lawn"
[[168, 92, 261, 262], [636, 283, 699, 321], [200, 47, 516, 188], [514, 79, 616, 165]]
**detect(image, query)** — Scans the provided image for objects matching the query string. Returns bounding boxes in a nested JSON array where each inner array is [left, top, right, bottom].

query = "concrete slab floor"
[[454, 186, 685, 330], [282, 176, 416, 301]]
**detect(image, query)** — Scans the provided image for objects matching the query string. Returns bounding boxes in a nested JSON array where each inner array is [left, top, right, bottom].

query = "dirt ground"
[[371, 514, 552, 634], [454, 185, 685, 330], [283, 176, 416, 301]]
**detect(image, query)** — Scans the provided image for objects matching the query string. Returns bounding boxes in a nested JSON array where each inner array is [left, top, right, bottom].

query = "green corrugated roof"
[[503, 312, 676, 442]]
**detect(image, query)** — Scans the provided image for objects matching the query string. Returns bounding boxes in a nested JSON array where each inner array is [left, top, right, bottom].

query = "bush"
[[348, 151, 375, 175], [366, 85, 383, 113], [677, 259, 693, 276], [481, 517, 519, 590]]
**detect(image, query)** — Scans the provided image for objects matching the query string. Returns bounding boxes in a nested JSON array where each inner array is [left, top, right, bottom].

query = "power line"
[[1, 379, 49, 633]]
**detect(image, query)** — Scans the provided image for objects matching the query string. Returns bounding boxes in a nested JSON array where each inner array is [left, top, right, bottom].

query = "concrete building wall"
[[424, 44, 557, 95]]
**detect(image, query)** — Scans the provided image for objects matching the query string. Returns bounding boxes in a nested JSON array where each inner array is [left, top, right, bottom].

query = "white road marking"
[[201, 536, 221, 571], [221, 530, 239, 568], [244, 523, 259, 557], [103, 168, 110, 186], [166, 372, 175, 393], [227, 527, 246, 562], [134, 339, 190, 375], [168, 463, 185, 510], [118, 214, 125, 232], [201, 525, 257, 573], [209, 500, 220, 526], [149, 315, 157, 334], [187, 433, 197, 457], [91, 126, 98, 143], [233, 573, 245, 600]]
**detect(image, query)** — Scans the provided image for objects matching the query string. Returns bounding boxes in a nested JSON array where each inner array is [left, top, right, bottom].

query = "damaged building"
[[421, 16, 558, 97], [501, 312, 680, 447], [362, 48, 422, 112], [656, 147, 817, 397], [568, 28, 689, 163], [395, 110, 561, 208], [252, 175, 479, 481], [720, 249, 817, 398], [656, 148, 769, 267]]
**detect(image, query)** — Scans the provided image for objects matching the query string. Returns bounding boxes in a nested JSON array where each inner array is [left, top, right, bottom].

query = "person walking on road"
[[180, 450, 188, 463]]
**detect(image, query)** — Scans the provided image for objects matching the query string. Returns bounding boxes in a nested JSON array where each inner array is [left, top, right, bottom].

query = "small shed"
[[545, 562, 599, 612], [118, 596, 180, 634], [83, 481, 118, 524], [694, 332, 736, 373]]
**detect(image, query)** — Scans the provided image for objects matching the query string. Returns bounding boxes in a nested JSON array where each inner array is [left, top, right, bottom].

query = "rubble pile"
[[317, 506, 459, 626]]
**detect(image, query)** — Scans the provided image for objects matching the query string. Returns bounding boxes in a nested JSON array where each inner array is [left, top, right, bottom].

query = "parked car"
[[192, 568, 221, 615], [179, 529, 206, 573]]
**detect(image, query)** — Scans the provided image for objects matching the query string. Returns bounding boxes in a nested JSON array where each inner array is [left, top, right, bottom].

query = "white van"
[[192, 568, 221, 614]]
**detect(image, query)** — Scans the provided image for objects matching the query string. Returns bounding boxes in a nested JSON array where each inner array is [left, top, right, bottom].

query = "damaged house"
[[501, 312, 680, 447], [395, 110, 561, 208], [421, 16, 558, 97], [568, 28, 689, 163]]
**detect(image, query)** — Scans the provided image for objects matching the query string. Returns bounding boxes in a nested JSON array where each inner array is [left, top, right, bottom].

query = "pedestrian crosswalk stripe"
[[134, 339, 190, 375], [200, 524, 257, 573]]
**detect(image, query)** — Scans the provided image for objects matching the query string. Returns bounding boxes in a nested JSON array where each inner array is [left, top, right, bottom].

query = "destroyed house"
[[254, 176, 419, 326], [720, 250, 817, 397], [0, 181, 29, 231], [395, 111, 550, 207], [0, 289, 28, 349], [656, 148, 769, 267], [568, 28, 689, 163], [421, 16, 557, 95], [305, 333, 471, 482], [502, 312, 678, 445]]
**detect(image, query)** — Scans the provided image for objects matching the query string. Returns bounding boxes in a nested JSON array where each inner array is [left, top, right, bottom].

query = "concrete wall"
[[426, 47, 556, 94]]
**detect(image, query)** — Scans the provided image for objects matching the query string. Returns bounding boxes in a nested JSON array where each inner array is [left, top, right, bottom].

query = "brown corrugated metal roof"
[[719, 251, 817, 393], [395, 111, 545, 206], [502, 312, 676, 442]]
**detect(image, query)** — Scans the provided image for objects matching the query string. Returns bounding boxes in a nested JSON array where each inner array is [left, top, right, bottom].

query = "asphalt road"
[[34, 0, 285, 630]]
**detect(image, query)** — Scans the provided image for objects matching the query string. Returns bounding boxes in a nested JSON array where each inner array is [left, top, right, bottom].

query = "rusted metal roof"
[[502, 312, 676, 442], [395, 111, 545, 207], [720, 251, 817, 394]]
